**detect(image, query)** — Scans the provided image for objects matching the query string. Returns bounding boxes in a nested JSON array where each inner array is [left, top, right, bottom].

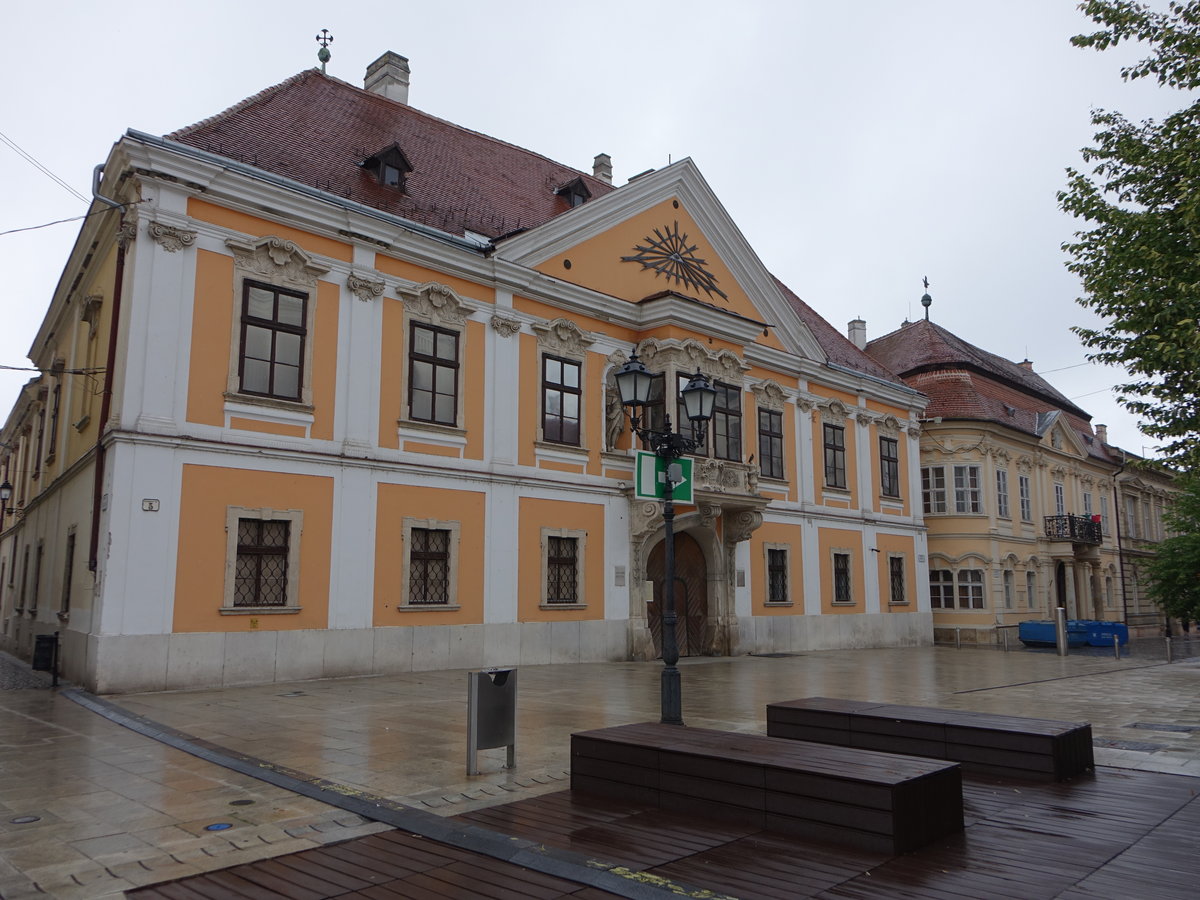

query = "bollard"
[[955, 627, 961, 650], [1055, 606, 1069, 657], [1002, 628, 1010, 652], [466, 668, 517, 775], [1113, 633, 1120, 661], [1166, 636, 1173, 664]]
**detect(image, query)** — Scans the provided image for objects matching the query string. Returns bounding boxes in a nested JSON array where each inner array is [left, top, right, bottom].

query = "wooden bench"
[[766, 697, 1094, 781], [570, 722, 963, 854]]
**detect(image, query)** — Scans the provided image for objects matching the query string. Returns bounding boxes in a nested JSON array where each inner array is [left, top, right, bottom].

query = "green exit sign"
[[633, 451, 694, 504]]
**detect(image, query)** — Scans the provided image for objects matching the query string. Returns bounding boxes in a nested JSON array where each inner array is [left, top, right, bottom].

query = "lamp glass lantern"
[[680, 369, 717, 422], [0, 480, 11, 509], [614, 354, 656, 409]]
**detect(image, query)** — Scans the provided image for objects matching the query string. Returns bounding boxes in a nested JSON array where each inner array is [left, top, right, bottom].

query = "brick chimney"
[[593, 153, 613, 184], [847, 318, 867, 350], [365, 52, 411, 104], [1095, 423, 1108, 444], [1018, 359, 1034, 371]]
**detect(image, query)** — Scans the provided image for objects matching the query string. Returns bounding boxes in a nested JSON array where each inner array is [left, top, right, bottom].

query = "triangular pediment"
[[1039, 413, 1087, 458], [494, 160, 825, 362]]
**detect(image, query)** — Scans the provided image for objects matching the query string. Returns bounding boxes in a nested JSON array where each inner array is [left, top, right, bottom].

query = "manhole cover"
[[277, 691, 307, 697], [1094, 738, 1166, 752], [204, 823, 233, 831], [10, 816, 40, 825], [229, 799, 255, 807]]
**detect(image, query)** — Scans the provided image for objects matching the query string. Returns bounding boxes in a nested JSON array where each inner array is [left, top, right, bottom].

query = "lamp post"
[[614, 352, 716, 725], [0, 480, 12, 518]]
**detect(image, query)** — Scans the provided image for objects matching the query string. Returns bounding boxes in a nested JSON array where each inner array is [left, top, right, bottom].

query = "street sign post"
[[634, 450, 694, 504]]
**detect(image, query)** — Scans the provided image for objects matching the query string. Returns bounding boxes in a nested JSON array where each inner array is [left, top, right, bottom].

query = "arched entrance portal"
[[646, 532, 708, 658]]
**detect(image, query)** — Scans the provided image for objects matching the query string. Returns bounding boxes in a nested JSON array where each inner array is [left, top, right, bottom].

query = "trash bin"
[[32, 633, 57, 672], [466, 668, 517, 775]]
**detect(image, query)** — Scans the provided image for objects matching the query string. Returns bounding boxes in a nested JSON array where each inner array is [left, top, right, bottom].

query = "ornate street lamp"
[[614, 352, 716, 725], [0, 480, 12, 517]]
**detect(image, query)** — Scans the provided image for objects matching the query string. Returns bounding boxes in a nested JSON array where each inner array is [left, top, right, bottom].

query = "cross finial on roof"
[[316, 29, 333, 74], [920, 276, 932, 321]]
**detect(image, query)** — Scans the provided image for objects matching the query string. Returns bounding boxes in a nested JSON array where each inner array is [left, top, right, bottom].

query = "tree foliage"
[[1061, 1, 1200, 466], [1144, 472, 1200, 620]]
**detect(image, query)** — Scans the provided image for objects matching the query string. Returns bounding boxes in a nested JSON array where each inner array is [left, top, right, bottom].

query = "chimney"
[[593, 153, 613, 184], [847, 318, 867, 350], [365, 52, 411, 104], [1018, 359, 1034, 371], [1095, 424, 1108, 444]]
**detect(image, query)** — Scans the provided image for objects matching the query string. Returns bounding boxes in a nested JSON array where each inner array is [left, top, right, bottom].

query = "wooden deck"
[[130, 765, 1199, 898]]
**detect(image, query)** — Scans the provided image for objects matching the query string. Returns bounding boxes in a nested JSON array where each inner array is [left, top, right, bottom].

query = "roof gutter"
[[825, 362, 925, 399], [125, 130, 489, 254]]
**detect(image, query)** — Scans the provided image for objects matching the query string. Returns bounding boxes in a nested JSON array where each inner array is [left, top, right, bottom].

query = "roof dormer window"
[[555, 177, 591, 208], [361, 144, 413, 191]]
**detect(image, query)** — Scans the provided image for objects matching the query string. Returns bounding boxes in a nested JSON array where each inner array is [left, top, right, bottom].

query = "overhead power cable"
[[0, 129, 89, 203]]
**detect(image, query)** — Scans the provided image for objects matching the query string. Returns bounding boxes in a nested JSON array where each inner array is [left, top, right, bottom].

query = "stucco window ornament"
[[225, 235, 331, 288], [1017, 454, 1034, 473], [404, 282, 467, 326], [347, 271, 385, 303], [117, 206, 139, 248], [636, 337, 748, 382], [531, 317, 595, 356], [795, 395, 818, 414], [147, 221, 197, 253], [490, 315, 521, 338], [80, 294, 104, 338], [750, 380, 787, 413], [876, 414, 901, 438], [821, 398, 849, 425]]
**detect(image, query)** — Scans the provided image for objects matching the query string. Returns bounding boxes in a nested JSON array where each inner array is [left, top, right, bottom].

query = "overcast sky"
[[0, 0, 1183, 455]]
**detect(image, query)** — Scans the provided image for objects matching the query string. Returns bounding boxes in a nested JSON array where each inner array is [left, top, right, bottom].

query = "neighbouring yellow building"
[[0, 53, 931, 692], [862, 312, 1177, 643]]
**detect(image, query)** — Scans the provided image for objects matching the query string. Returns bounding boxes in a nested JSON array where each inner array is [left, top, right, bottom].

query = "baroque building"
[[861, 312, 1176, 643], [0, 53, 929, 692]]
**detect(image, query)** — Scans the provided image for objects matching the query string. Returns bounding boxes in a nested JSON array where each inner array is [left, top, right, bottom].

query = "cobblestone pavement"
[[4, 642, 1200, 897]]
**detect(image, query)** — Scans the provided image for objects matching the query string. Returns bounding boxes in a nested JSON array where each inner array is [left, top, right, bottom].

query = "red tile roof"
[[864, 320, 1115, 461], [168, 69, 616, 239]]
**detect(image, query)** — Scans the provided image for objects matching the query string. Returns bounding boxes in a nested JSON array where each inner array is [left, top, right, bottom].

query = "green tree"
[[1145, 473, 1200, 621], [1060, 1, 1200, 466]]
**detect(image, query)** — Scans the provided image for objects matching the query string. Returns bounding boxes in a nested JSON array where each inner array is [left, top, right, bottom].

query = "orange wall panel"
[[378, 298, 403, 449], [750, 522, 804, 615], [817, 527, 864, 614], [518, 498, 605, 622], [187, 250, 234, 426], [374, 254, 494, 304], [875, 533, 917, 613], [173, 465, 333, 632], [373, 483, 486, 626], [188, 198, 353, 262]]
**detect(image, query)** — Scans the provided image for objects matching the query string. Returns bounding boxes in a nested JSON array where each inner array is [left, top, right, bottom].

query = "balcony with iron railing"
[[1043, 514, 1102, 545]]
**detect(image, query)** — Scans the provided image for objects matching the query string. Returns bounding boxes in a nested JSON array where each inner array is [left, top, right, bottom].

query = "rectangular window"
[[546, 536, 579, 604], [1143, 500, 1153, 542], [409, 322, 459, 425], [1125, 495, 1138, 538], [17, 545, 29, 612], [1026, 569, 1037, 609], [1003, 570, 1014, 609], [833, 552, 852, 603], [880, 437, 900, 498], [996, 469, 1009, 518], [957, 569, 985, 609], [953, 465, 982, 513], [889, 556, 906, 605], [711, 382, 742, 461], [1100, 494, 1110, 534], [824, 424, 847, 489], [47, 384, 60, 460], [239, 281, 307, 401], [758, 410, 784, 480], [922, 466, 947, 513], [408, 528, 450, 605], [1055, 483, 1066, 516], [640, 374, 666, 446], [1083, 492, 1093, 517], [1019, 475, 1032, 521], [542, 356, 581, 445], [929, 569, 954, 609], [767, 547, 788, 604], [60, 532, 75, 615], [234, 519, 290, 607]]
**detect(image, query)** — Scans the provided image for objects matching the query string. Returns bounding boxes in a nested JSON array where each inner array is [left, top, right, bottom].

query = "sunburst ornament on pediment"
[[621, 221, 728, 301]]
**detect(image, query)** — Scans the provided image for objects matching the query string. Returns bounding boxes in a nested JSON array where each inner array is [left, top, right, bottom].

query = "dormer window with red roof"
[[555, 177, 591, 208], [362, 144, 413, 191]]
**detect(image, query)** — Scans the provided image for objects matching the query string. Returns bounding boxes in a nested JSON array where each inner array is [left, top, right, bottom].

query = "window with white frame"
[[400, 518, 460, 609], [1026, 569, 1037, 609], [1100, 494, 1110, 534], [1055, 482, 1066, 516], [888, 555, 907, 605], [1083, 491, 1093, 517], [223, 508, 303, 613], [765, 545, 789, 605], [929, 569, 954, 608], [1124, 495, 1139, 538], [996, 468, 1010, 518], [541, 527, 586, 607], [1003, 570, 1014, 609], [922, 466, 947, 514], [832, 551, 853, 604], [1019, 475, 1032, 521], [957, 569, 985, 608], [953, 465, 982, 513]]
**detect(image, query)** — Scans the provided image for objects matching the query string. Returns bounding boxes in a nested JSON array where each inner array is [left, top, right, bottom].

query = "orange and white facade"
[[0, 56, 930, 692]]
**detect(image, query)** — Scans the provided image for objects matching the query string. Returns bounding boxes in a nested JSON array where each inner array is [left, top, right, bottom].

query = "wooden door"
[[647, 532, 709, 657]]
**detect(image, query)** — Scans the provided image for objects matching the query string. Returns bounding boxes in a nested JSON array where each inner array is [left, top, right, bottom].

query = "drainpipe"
[[87, 165, 128, 572]]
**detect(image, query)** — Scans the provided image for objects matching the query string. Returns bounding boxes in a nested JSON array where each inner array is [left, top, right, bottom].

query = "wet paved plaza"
[[3, 642, 1200, 896]]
